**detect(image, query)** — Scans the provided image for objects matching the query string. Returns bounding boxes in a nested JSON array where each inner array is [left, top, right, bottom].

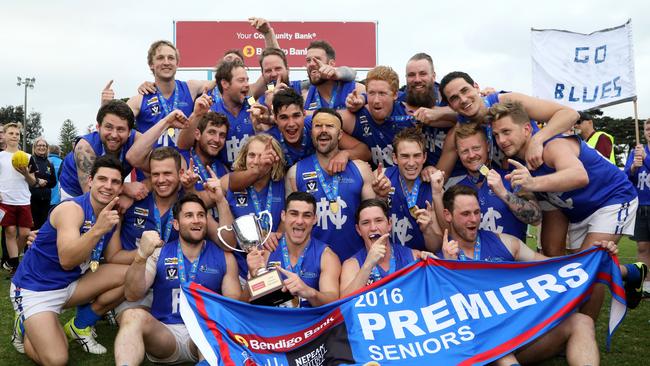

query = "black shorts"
[[632, 205, 650, 242]]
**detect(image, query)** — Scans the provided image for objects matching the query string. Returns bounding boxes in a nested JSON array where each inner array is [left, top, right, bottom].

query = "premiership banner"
[[531, 19, 636, 111], [181, 248, 626, 366]]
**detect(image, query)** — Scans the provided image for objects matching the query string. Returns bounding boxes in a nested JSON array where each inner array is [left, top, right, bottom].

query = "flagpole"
[[634, 97, 640, 145]]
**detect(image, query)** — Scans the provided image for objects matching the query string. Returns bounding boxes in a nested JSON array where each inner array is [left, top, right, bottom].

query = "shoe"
[[11, 312, 24, 354], [625, 262, 648, 309], [103, 310, 117, 327], [63, 318, 107, 354], [2, 261, 12, 272]]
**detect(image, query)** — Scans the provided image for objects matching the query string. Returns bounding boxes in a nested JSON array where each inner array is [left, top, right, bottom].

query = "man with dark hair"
[[287, 108, 376, 261], [245, 191, 341, 308], [177, 59, 254, 169], [490, 100, 645, 318], [575, 110, 615, 164], [339, 199, 431, 297], [10, 155, 129, 361], [432, 122, 542, 241], [122, 40, 213, 148], [303, 40, 365, 113], [439, 184, 643, 365], [371, 127, 441, 251], [114, 193, 241, 365], [440, 70, 579, 170], [58, 100, 147, 201]]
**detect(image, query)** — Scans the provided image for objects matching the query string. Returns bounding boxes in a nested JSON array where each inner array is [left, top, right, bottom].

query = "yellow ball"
[[11, 151, 29, 169]]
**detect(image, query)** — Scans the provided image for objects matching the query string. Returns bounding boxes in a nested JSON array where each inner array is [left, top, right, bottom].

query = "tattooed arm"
[[74, 139, 97, 193], [486, 168, 542, 225]]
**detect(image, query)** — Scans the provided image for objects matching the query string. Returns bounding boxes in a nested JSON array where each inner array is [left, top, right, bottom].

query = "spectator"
[[29, 137, 57, 229], [48, 144, 63, 207], [576, 110, 616, 164]]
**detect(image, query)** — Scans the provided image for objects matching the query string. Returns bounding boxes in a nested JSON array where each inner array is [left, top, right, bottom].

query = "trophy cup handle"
[[257, 210, 273, 248], [217, 225, 246, 253]]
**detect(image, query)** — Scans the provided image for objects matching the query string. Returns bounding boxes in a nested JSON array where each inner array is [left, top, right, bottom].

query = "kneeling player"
[[114, 194, 241, 365]]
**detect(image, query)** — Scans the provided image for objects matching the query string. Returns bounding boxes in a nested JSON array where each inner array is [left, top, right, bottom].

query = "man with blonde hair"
[[341, 65, 416, 168], [0, 122, 37, 275]]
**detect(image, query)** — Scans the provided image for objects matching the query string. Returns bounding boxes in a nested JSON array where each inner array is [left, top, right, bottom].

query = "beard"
[[180, 228, 206, 245], [405, 85, 437, 108]]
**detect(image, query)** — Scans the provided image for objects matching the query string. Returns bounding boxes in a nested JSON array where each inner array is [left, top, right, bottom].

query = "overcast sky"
[[2, 0, 649, 144]]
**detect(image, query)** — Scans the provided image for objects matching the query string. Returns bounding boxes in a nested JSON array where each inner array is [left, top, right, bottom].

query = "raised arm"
[[54, 197, 120, 270], [73, 139, 96, 194]]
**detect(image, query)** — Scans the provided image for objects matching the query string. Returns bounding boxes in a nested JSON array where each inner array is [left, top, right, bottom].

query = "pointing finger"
[[507, 159, 526, 170], [104, 80, 114, 90]]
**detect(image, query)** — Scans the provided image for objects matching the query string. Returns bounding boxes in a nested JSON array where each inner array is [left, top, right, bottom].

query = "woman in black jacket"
[[30, 137, 57, 229]]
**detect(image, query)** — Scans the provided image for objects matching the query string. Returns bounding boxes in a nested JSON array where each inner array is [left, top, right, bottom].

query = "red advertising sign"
[[174, 21, 377, 69]]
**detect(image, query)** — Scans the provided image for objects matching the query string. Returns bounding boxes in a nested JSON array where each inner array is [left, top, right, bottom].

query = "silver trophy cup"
[[217, 210, 273, 254]]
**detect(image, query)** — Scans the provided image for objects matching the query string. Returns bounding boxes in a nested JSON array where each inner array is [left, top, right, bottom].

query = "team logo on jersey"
[[235, 194, 248, 207], [301, 171, 317, 180], [149, 104, 161, 116], [134, 217, 146, 229], [166, 266, 178, 280], [362, 124, 372, 137], [146, 96, 159, 105], [386, 187, 396, 208], [199, 265, 221, 274], [308, 102, 318, 110], [306, 180, 318, 193], [134, 207, 149, 216], [82, 220, 93, 231], [164, 258, 178, 265], [359, 115, 368, 123]]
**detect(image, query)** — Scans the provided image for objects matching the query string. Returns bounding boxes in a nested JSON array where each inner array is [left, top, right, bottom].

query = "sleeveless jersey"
[[151, 240, 227, 324], [384, 166, 432, 250], [258, 80, 303, 107], [59, 131, 137, 197], [120, 193, 179, 250], [13, 193, 114, 291], [179, 149, 228, 192], [353, 243, 414, 284], [436, 230, 515, 262], [351, 101, 416, 168], [267, 115, 315, 168], [531, 135, 637, 223], [266, 237, 328, 308], [226, 179, 285, 233], [458, 169, 527, 240], [136, 80, 194, 148], [295, 156, 364, 260], [625, 144, 650, 206], [210, 93, 255, 169], [304, 81, 356, 111]]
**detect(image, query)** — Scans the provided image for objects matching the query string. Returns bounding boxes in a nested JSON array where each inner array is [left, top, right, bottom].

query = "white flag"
[[531, 19, 636, 111]]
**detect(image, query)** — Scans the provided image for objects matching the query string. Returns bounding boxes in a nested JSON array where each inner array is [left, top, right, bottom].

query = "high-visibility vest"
[[586, 131, 616, 164]]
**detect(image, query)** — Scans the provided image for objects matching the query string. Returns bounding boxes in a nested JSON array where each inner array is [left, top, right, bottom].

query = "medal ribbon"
[[191, 148, 220, 184], [279, 236, 309, 275], [156, 82, 180, 116], [312, 81, 341, 109], [457, 233, 482, 261], [398, 174, 421, 210], [88, 210, 108, 268], [177, 241, 205, 283], [153, 203, 173, 243], [247, 181, 273, 230], [370, 245, 397, 282], [280, 127, 307, 167], [311, 155, 340, 203]]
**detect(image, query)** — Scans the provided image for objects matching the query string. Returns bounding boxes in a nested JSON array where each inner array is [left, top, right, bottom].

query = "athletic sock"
[[624, 263, 641, 284], [74, 303, 102, 329]]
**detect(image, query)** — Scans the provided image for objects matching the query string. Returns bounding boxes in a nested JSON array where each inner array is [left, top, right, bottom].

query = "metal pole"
[[634, 97, 640, 146], [23, 83, 27, 150]]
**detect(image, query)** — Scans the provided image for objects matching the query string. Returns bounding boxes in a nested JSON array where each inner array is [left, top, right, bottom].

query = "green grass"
[[1, 236, 648, 365]]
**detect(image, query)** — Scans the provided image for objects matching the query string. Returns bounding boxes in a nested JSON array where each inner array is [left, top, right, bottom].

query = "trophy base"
[[248, 269, 294, 306]]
